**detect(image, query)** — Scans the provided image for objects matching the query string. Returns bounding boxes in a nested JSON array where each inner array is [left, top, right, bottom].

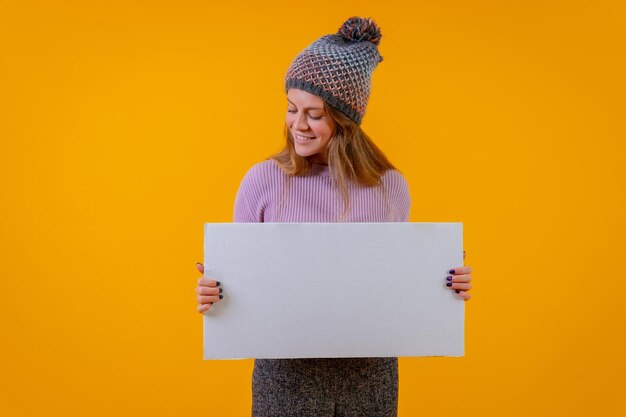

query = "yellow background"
[[1, 1, 624, 416]]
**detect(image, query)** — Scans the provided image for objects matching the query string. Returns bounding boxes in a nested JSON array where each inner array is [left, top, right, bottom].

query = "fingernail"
[[455, 290, 460, 294], [196, 262, 202, 267], [446, 282, 452, 287], [219, 288, 223, 294], [219, 295, 223, 299], [446, 276, 452, 281], [449, 269, 455, 274], [216, 281, 221, 286]]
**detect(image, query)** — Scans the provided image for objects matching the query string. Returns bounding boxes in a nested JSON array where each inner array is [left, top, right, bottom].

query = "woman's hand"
[[445, 250, 472, 301], [196, 262, 223, 313]]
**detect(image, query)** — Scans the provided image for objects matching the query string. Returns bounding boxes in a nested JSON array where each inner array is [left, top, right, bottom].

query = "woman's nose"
[[293, 112, 308, 131]]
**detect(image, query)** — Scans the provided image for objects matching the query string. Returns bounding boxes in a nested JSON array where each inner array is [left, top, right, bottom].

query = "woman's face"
[[286, 88, 335, 164]]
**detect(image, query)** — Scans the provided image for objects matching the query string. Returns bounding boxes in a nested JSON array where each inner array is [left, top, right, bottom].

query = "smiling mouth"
[[295, 134, 316, 141]]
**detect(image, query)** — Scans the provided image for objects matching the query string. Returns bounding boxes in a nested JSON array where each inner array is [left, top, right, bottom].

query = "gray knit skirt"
[[251, 357, 398, 417]]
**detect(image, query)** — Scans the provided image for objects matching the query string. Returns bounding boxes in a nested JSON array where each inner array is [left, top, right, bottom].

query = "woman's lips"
[[295, 134, 316, 143]]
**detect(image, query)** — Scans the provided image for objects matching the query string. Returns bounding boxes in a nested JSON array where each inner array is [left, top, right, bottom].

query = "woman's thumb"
[[196, 262, 204, 274]]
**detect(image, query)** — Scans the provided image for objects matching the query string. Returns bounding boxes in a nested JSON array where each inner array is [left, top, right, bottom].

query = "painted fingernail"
[[446, 276, 453, 281], [455, 290, 460, 294], [446, 282, 452, 287], [219, 295, 223, 299], [216, 281, 221, 286], [449, 269, 455, 274], [219, 288, 223, 294]]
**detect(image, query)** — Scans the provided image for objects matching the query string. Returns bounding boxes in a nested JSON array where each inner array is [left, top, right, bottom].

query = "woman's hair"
[[270, 100, 398, 221]]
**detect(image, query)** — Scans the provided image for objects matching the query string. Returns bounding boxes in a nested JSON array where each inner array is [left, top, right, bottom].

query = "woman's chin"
[[294, 148, 314, 158]]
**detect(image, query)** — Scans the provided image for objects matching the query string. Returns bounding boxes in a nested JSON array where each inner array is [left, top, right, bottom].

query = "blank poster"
[[203, 222, 464, 359]]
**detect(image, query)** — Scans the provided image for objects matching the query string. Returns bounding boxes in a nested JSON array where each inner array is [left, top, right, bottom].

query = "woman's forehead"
[[287, 88, 324, 108]]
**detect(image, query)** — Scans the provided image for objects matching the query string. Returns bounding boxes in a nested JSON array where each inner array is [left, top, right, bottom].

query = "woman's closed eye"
[[287, 109, 323, 120]]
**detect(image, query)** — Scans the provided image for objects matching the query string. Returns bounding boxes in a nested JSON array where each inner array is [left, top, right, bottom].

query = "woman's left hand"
[[446, 250, 472, 301]]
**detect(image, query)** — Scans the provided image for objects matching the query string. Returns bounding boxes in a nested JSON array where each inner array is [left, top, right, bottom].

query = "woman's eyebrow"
[[286, 99, 323, 110]]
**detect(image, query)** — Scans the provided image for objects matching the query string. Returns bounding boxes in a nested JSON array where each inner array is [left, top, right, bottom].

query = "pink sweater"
[[233, 159, 411, 223]]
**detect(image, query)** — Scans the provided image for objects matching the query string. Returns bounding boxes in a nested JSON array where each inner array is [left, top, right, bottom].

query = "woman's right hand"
[[196, 262, 223, 313]]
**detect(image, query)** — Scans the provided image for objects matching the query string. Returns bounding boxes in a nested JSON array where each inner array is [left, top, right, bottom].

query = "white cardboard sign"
[[203, 222, 464, 359]]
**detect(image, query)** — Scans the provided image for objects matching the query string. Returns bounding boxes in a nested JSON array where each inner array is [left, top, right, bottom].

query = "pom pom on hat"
[[337, 16, 382, 45]]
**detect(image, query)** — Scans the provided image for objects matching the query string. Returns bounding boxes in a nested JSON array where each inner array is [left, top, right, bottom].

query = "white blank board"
[[203, 222, 464, 359]]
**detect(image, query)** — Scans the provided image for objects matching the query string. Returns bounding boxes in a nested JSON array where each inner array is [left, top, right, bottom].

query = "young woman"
[[195, 16, 473, 417]]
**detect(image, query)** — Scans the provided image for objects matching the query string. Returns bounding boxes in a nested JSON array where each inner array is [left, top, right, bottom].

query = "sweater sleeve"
[[233, 162, 267, 223], [233, 185, 257, 223], [386, 169, 412, 222]]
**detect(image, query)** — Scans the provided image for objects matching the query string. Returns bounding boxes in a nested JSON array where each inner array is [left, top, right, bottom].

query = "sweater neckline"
[[310, 162, 330, 177]]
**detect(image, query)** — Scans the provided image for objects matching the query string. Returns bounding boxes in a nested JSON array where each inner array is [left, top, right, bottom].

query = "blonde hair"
[[270, 100, 399, 221]]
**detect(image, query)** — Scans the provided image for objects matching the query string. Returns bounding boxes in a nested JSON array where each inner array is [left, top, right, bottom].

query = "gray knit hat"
[[284, 16, 384, 125]]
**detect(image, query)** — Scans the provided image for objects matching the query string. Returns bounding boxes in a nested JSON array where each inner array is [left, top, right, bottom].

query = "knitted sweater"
[[233, 159, 411, 223]]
